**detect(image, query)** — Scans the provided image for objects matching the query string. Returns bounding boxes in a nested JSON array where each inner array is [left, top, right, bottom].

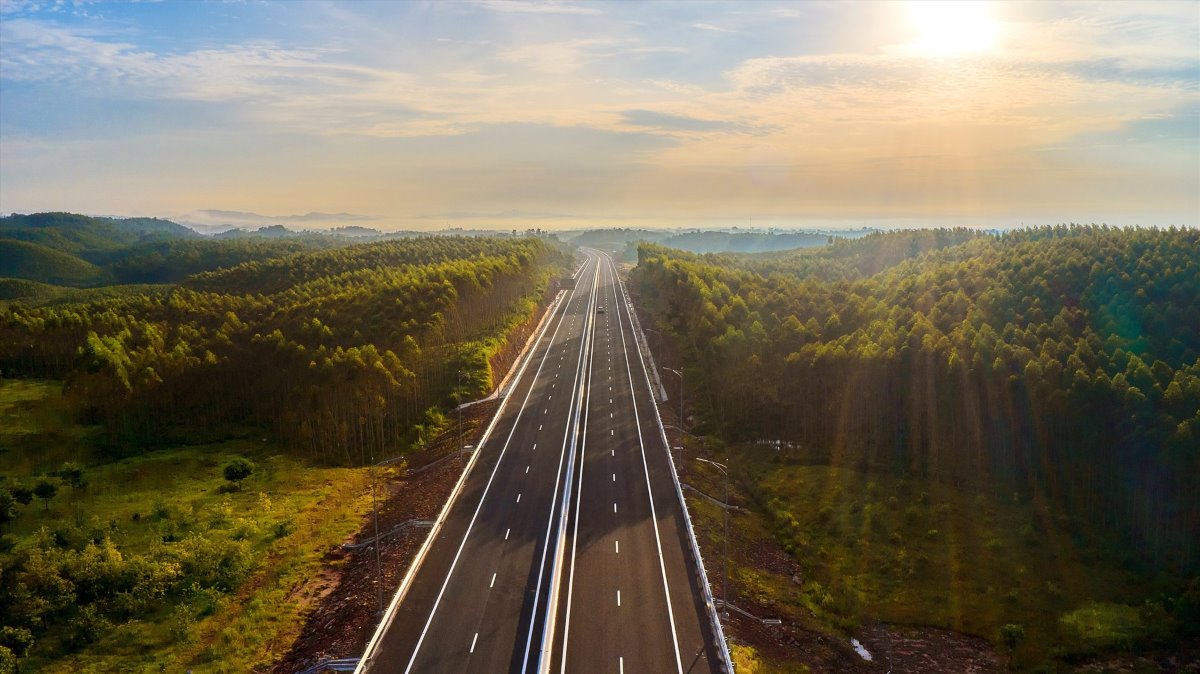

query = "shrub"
[[222, 457, 255, 490]]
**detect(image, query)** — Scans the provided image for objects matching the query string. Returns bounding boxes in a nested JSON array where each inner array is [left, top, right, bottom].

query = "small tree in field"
[[57, 462, 87, 523], [0, 489, 16, 531], [33, 479, 58, 512], [223, 458, 255, 491], [1000, 623, 1025, 669]]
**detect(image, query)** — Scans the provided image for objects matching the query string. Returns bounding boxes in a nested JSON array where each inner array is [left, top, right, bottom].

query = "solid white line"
[[368, 263, 577, 674], [490, 573, 496, 588], [554, 251, 606, 673], [620, 656, 624, 674], [605, 254, 685, 673], [470, 632, 478, 653], [528, 253, 602, 673]]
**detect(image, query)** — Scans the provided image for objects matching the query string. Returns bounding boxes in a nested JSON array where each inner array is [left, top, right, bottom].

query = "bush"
[[0, 646, 15, 674], [0, 626, 34, 658], [1059, 602, 1159, 653], [222, 457, 255, 490]]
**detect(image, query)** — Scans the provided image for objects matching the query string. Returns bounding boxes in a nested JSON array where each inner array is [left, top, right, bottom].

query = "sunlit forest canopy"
[[0, 235, 570, 463], [632, 225, 1200, 571]]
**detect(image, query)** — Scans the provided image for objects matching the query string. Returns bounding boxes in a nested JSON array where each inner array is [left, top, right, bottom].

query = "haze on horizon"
[[1, 0, 1197, 232]]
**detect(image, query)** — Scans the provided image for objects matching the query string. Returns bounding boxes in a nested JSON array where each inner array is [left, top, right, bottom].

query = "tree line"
[[631, 225, 1200, 571], [0, 236, 570, 464]]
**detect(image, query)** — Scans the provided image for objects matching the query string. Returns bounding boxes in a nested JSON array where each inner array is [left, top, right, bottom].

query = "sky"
[[1, 0, 1197, 231]]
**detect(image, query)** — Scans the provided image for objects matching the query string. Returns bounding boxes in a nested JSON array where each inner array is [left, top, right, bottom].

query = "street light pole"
[[663, 366, 684, 466], [696, 457, 730, 622], [370, 454, 383, 615]]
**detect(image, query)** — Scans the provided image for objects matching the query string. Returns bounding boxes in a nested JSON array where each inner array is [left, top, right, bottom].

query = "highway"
[[356, 250, 724, 673]]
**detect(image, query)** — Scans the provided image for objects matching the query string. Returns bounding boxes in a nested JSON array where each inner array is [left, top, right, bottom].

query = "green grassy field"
[[684, 443, 1183, 672], [0, 379, 376, 672]]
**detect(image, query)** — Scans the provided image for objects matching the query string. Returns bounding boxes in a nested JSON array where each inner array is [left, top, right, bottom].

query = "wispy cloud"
[[0, 1, 1196, 226], [620, 109, 754, 134], [692, 22, 737, 34], [472, 0, 603, 16]]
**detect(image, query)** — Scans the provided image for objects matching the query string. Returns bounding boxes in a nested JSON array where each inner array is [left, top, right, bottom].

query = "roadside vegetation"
[[0, 214, 571, 671], [634, 226, 1200, 671], [0, 379, 374, 672]]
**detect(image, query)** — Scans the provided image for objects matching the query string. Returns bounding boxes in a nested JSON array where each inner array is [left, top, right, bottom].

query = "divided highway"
[[356, 251, 725, 673]]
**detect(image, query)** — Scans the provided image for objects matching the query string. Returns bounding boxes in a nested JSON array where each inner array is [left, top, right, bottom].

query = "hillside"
[[659, 230, 830, 254], [0, 239, 111, 286], [0, 235, 570, 671], [631, 225, 1200, 671], [0, 212, 197, 259]]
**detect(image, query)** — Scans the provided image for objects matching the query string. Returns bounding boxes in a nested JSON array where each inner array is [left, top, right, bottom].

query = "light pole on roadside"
[[370, 453, 383, 616], [457, 369, 464, 453], [662, 366, 684, 466], [695, 457, 730, 623]]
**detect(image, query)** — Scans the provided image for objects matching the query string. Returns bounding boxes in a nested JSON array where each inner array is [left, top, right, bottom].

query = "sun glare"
[[908, 0, 999, 57]]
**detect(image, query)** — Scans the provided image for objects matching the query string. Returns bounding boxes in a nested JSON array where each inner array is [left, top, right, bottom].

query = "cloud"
[[181, 210, 379, 228], [471, 0, 603, 16], [500, 38, 615, 74], [620, 109, 754, 134], [692, 22, 736, 34]]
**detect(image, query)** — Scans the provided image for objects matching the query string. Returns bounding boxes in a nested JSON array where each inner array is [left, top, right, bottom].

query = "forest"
[[1, 234, 570, 462], [0, 227, 569, 670], [631, 226, 1199, 662]]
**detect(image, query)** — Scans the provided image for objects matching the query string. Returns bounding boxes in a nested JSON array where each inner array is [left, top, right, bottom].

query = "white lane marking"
[[611, 412, 613, 418], [400, 262, 585, 674], [612, 473, 616, 482], [490, 573, 497, 588], [533, 443, 537, 449], [471, 632, 479, 653], [613, 502, 617, 513], [505, 528, 511, 540], [526, 254, 602, 673], [611, 429, 614, 436], [611, 449, 615, 456], [549, 395, 552, 400], [604, 250, 681, 666], [544, 409, 548, 414], [526, 465, 530, 474], [558, 254, 614, 671], [617, 590, 621, 607], [615, 540, 619, 554], [517, 493, 521, 503], [620, 657, 624, 674], [539, 424, 543, 430]]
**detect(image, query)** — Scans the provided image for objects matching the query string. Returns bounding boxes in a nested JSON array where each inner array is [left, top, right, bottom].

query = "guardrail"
[[353, 288, 570, 674], [612, 255, 735, 673]]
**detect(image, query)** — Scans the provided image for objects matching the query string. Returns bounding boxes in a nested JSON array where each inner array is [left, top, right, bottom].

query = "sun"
[[907, 0, 999, 57]]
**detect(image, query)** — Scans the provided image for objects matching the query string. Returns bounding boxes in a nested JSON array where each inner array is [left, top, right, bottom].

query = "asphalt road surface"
[[357, 251, 722, 673]]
